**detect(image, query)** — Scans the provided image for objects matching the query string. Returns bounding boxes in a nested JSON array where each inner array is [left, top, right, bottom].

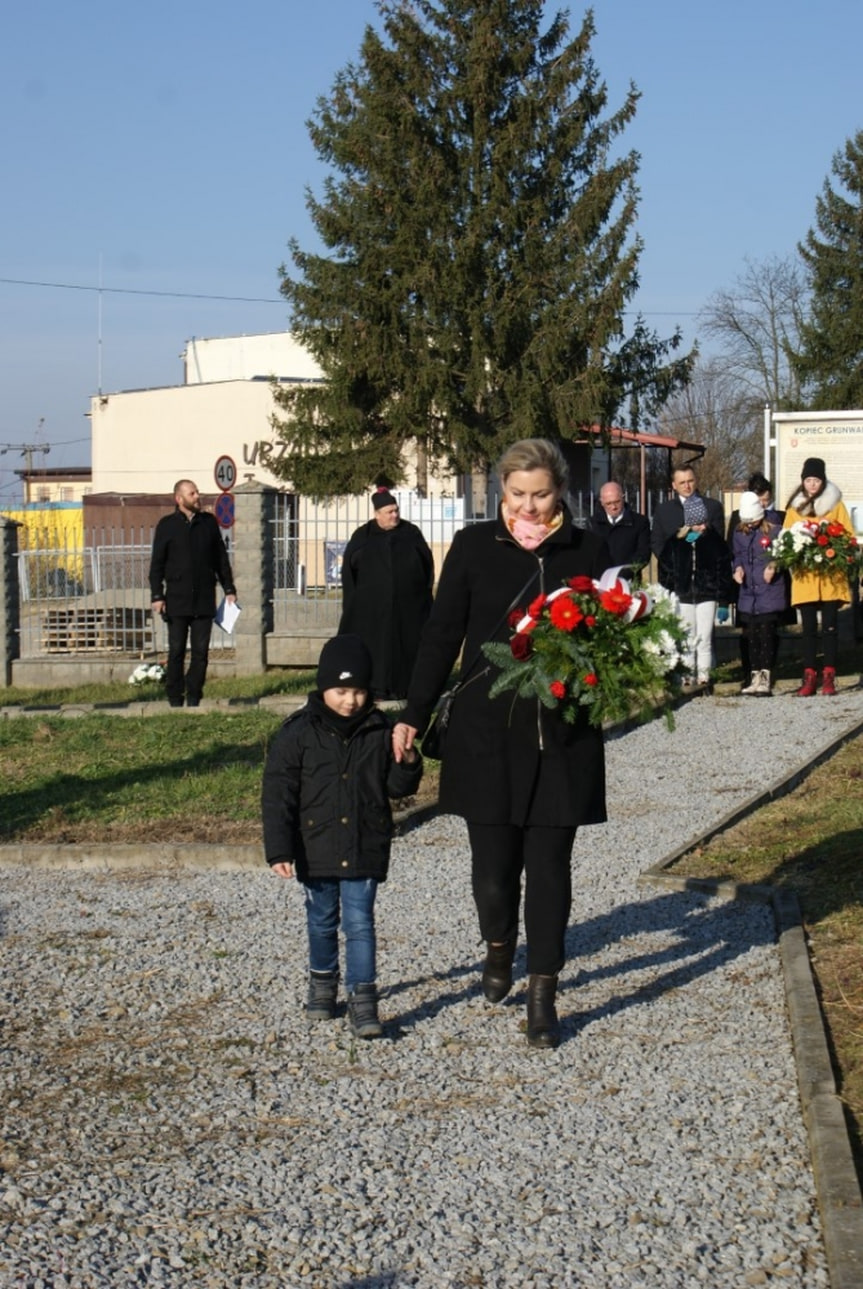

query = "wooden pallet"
[[41, 607, 153, 653]]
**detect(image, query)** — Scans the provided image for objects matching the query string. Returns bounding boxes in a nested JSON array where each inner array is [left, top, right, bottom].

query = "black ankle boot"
[[482, 936, 517, 1002], [306, 971, 339, 1021], [526, 974, 560, 1049], [347, 983, 383, 1039]]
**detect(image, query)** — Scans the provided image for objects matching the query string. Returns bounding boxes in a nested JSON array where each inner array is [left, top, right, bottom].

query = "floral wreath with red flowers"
[[483, 568, 689, 730], [770, 520, 862, 581]]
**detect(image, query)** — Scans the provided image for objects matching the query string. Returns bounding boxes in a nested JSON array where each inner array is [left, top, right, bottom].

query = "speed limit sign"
[[214, 455, 236, 492]]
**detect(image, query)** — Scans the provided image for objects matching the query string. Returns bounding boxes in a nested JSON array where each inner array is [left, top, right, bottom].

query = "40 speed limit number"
[[214, 455, 236, 492]]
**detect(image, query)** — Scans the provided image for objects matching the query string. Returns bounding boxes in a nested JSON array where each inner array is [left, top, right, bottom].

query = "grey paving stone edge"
[[1, 693, 861, 1286]]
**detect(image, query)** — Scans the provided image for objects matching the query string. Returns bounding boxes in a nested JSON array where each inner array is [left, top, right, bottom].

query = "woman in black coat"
[[394, 439, 610, 1049]]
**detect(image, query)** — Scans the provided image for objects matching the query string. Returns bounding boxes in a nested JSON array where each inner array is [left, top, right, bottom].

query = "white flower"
[[643, 630, 682, 668], [646, 583, 681, 615], [129, 663, 166, 685]]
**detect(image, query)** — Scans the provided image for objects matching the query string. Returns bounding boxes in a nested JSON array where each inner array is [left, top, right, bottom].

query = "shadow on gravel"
[[383, 961, 480, 1035], [555, 887, 774, 1046], [388, 887, 773, 1046]]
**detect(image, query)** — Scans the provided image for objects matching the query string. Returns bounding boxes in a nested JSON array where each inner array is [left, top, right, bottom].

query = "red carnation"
[[583, 672, 599, 687], [549, 680, 566, 700], [584, 614, 596, 627], [568, 575, 595, 593], [549, 594, 584, 632], [511, 633, 533, 661], [816, 534, 829, 546], [827, 522, 845, 537]]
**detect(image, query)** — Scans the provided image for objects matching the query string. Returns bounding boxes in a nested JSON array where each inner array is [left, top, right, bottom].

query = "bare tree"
[[655, 358, 763, 495], [697, 254, 808, 411]]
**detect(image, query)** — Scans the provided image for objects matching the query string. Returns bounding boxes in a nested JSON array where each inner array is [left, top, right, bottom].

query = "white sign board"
[[773, 411, 863, 534]]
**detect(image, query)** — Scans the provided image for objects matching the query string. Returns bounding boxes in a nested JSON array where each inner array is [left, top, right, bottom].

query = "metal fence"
[[268, 486, 670, 632], [14, 487, 678, 656], [270, 490, 484, 633], [17, 527, 235, 661]]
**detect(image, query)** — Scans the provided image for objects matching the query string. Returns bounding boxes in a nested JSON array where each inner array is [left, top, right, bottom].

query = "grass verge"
[[0, 669, 315, 709], [0, 711, 284, 844], [0, 671, 440, 844], [668, 732, 863, 1186]]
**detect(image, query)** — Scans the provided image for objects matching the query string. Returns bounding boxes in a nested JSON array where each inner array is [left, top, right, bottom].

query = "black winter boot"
[[482, 936, 517, 1002], [306, 971, 339, 1021], [526, 974, 560, 1049], [347, 983, 383, 1039]]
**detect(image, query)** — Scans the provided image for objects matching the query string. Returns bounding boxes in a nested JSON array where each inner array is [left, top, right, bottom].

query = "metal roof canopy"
[[572, 424, 706, 501]]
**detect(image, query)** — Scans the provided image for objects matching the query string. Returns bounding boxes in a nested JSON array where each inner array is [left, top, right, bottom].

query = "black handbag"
[[420, 569, 539, 760], [419, 687, 456, 760]]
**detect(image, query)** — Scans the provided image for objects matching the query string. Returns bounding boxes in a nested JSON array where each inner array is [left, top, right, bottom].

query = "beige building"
[[90, 332, 319, 495], [16, 466, 92, 506], [89, 331, 457, 498]]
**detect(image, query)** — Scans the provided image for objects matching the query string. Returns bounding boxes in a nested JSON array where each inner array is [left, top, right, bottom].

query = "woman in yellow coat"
[[782, 456, 854, 696]]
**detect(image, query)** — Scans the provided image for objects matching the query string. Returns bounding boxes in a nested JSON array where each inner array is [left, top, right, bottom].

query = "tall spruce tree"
[[273, 0, 693, 495], [793, 129, 863, 409]]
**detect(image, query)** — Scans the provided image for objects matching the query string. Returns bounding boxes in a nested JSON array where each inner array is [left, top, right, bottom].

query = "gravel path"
[[3, 686, 863, 1287]]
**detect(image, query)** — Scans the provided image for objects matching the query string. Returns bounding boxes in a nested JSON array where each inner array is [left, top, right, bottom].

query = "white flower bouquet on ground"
[[128, 663, 167, 686]]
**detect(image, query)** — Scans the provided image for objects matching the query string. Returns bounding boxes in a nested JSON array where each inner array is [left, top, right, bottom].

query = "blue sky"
[[1, 0, 861, 496]]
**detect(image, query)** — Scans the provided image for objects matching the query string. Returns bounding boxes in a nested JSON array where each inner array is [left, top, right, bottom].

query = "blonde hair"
[[496, 439, 569, 491]]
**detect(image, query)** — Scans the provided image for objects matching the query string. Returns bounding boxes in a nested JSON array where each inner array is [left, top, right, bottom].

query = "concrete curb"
[[0, 694, 309, 720], [640, 722, 863, 1289], [0, 801, 441, 873]]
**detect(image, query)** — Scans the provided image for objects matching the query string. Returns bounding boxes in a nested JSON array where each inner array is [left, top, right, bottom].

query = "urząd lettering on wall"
[[772, 410, 863, 533]]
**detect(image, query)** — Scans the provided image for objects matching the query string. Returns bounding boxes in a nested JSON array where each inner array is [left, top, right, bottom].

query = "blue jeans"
[[303, 878, 378, 989]]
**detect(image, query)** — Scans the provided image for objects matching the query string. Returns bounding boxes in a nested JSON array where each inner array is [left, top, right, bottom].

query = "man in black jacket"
[[586, 481, 650, 574], [149, 479, 236, 707], [651, 465, 731, 687]]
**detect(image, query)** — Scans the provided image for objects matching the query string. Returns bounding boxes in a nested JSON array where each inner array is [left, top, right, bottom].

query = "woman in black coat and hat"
[[393, 439, 609, 1049], [339, 488, 434, 700]]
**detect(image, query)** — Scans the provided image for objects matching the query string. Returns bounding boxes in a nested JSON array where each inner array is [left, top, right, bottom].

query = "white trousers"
[[678, 600, 716, 682]]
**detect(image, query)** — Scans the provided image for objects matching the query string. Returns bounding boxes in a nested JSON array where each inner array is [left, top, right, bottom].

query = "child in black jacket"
[[262, 634, 422, 1038]]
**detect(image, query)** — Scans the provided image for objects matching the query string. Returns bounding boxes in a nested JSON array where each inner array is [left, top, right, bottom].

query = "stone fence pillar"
[[0, 517, 21, 687], [232, 480, 278, 677]]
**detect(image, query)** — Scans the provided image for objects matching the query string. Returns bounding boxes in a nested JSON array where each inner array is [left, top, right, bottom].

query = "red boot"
[[821, 667, 837, 696], [796, 668, 818, 697]]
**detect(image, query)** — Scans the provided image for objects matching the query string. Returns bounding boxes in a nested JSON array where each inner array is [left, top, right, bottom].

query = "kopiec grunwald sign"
[[774, 411, 863, 534]]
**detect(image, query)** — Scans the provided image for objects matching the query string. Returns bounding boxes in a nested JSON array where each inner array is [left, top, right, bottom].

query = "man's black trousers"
[[165, 615, 213, 706]]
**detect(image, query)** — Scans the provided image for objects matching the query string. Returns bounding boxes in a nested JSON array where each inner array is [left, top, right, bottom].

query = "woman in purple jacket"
[[731, 491, 788, 696]]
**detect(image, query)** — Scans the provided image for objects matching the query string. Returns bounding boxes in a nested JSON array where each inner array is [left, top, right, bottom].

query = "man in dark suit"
[[149, 479, 236, 707], [586, 481, 650, 574]]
